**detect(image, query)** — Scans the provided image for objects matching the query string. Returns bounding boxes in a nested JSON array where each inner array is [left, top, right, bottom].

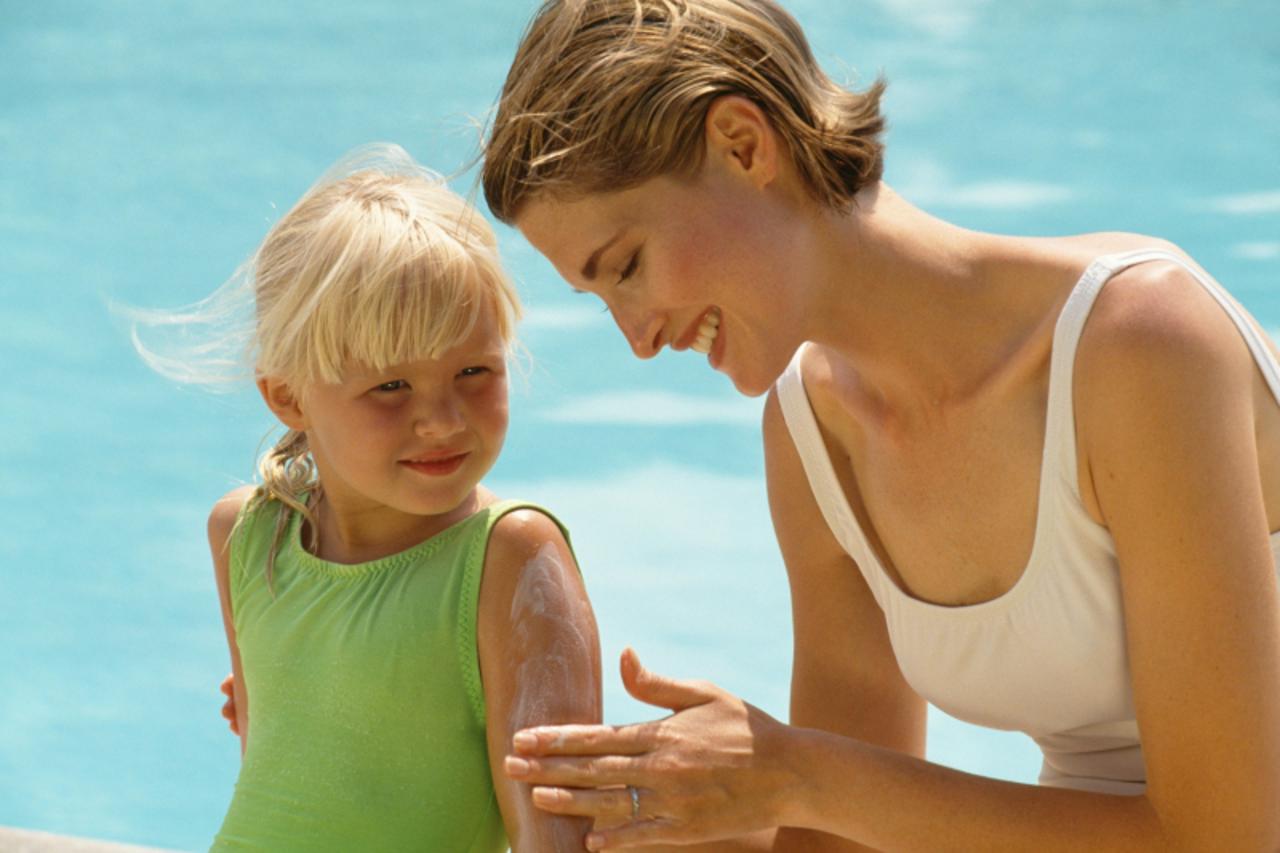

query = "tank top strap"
[[1046, 248, 1280, 491], [1042, 255, 1118, 490], [774, 344, 892, 603]]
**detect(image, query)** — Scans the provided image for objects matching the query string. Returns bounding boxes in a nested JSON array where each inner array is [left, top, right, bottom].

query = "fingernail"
[[513, 731, 537, 751], [505, 756, 530, 776], [585, 834, 603, 851], [531, 786, 554, 805]]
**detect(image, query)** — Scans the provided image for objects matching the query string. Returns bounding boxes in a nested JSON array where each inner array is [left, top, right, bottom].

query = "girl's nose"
[[615, 309, 664, 360], [413, 394, 465, 437]]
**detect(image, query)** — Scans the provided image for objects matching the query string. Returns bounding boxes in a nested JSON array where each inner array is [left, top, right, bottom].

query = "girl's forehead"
[[336, 312, 507, 377]]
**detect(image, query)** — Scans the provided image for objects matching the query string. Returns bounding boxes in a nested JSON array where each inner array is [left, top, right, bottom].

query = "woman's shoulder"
[[1071, 239, 1261, 478], [1053, 230, 1179, 259], [1073, 238, 1250, 378]]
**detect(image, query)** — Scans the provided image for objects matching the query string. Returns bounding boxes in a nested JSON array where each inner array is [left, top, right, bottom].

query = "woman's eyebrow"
[[580, 229, 625, 281]]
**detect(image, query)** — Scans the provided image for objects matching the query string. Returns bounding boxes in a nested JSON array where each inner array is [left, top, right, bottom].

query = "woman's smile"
[[693, 308, 721, 358]]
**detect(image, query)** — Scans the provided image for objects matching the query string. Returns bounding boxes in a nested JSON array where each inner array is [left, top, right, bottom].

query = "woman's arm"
[[478, 508, 603, 853], [510, 389, 928, 852], [764, 385, 927, 852], [1071, 263, 1280, 848], [208, 486, 255, 756]]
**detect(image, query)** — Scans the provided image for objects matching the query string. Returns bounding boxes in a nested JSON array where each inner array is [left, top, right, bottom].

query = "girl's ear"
[[704, 95, 779, 188], [256, 376, 308, 431]]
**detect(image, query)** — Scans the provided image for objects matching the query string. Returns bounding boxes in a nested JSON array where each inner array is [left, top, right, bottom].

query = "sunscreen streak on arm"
[[509, 543, 594, 724], [481, 520, 602, 853]]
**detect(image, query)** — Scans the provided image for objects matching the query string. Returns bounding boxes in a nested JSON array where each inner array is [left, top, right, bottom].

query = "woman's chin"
[[724, 365, 776, 399], [720, 350, 794, 398]]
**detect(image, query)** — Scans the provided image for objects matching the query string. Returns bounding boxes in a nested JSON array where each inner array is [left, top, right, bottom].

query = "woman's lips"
[[707, 314, 726, 370], [674, 307, 721, 353], [399, 453, 468, 476], [691, 308, 721, 355]]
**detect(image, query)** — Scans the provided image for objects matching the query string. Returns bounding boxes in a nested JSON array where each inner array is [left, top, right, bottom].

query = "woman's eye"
[[616, 251, 640, 284], [373, 379, 408, 392]]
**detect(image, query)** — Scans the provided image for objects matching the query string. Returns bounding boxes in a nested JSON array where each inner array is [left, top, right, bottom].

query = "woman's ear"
[[256, 376, 307, 431], [704, 95, 779, 188]]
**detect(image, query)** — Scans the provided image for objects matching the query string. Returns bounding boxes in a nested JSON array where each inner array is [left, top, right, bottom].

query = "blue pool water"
[[2, 1, 1277, 849]]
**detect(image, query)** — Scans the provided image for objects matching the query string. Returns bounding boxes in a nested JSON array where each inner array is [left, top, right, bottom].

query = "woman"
[[482, 0, 1280, 849]]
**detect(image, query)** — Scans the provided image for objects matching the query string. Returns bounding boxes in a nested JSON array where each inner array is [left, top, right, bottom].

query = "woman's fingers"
[[510, 649, 717, 760], [219, 674, 239, 734], [620, 648, 717, 712], [530, 788, 690, 851], [506, 753, 641, 787], [530, 785, 640, 818], [585, 819, 680, 851], [512, 721, 651, 756], [506, 652, 784, 846]]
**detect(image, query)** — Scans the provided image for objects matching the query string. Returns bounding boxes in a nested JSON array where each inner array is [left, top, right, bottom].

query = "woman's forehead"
[[515, 178, 686, 259], [515, 193, 620, 272]]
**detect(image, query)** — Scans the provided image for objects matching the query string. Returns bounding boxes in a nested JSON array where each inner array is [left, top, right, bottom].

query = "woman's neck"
[[803, 184, 1072, 426]]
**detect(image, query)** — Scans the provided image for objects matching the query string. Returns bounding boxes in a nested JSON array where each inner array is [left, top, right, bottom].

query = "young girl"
[[139, 144, 601, 852]]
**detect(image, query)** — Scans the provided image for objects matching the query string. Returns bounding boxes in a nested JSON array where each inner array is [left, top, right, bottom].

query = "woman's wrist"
[[760, 718, 834, 831], [767, 723, 873, 837]]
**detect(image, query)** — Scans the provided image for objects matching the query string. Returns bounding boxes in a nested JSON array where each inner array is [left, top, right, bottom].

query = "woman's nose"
[[615, 308, 664, 360]]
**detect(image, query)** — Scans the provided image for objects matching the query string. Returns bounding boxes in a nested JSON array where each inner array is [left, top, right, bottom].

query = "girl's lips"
[[399, 453, 468, 476]]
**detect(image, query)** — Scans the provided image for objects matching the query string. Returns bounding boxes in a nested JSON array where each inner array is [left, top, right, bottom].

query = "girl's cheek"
[[468, 377, 509, 408]]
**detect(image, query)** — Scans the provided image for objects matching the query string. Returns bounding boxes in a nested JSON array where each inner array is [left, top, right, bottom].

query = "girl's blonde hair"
[[134, 144, 520, 581], [482, 0, 886, 223]]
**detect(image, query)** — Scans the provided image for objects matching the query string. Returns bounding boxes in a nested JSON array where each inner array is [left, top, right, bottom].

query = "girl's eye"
[[616, 251, 640, 284], [373, 379, 408, 392], [458, 366, 490, 378]]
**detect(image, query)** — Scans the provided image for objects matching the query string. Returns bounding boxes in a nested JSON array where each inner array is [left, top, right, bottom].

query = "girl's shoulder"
[[207, 485, 260, 552], [482, 502, 576, 575], [476, 502, 584, 620]]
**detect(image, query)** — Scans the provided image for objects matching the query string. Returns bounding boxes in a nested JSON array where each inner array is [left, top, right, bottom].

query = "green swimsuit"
[[211, 498, 567, 852]]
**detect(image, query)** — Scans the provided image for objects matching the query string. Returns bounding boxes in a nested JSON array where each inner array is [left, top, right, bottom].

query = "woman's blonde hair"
[[134, 144, 520, 581], [482, 0, 886, 222]]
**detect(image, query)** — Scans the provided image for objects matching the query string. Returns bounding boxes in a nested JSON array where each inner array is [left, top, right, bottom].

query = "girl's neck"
[[803, 184, 1075, 425], [305, 486, 488, 565]]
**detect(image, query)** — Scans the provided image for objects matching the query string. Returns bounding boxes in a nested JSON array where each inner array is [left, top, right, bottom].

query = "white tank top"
[[776, 249, 1280, 795]]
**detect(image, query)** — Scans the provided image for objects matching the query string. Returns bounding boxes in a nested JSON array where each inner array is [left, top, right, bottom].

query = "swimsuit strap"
[[1047, 248, 1280, 486]]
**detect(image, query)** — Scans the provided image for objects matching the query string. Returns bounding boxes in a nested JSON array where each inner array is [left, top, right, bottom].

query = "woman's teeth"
[[691, 309, 721, 354]]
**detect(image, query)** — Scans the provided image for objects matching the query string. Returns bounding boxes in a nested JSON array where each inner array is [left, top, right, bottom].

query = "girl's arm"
[[507, 266, 1280, 850], [208, 486, 255, 756], [478, 508, 603, 853]]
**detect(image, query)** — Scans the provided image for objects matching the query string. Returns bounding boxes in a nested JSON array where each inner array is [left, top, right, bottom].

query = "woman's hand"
[[505, 649, 799, 850], [219, 673, 239, 735]]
